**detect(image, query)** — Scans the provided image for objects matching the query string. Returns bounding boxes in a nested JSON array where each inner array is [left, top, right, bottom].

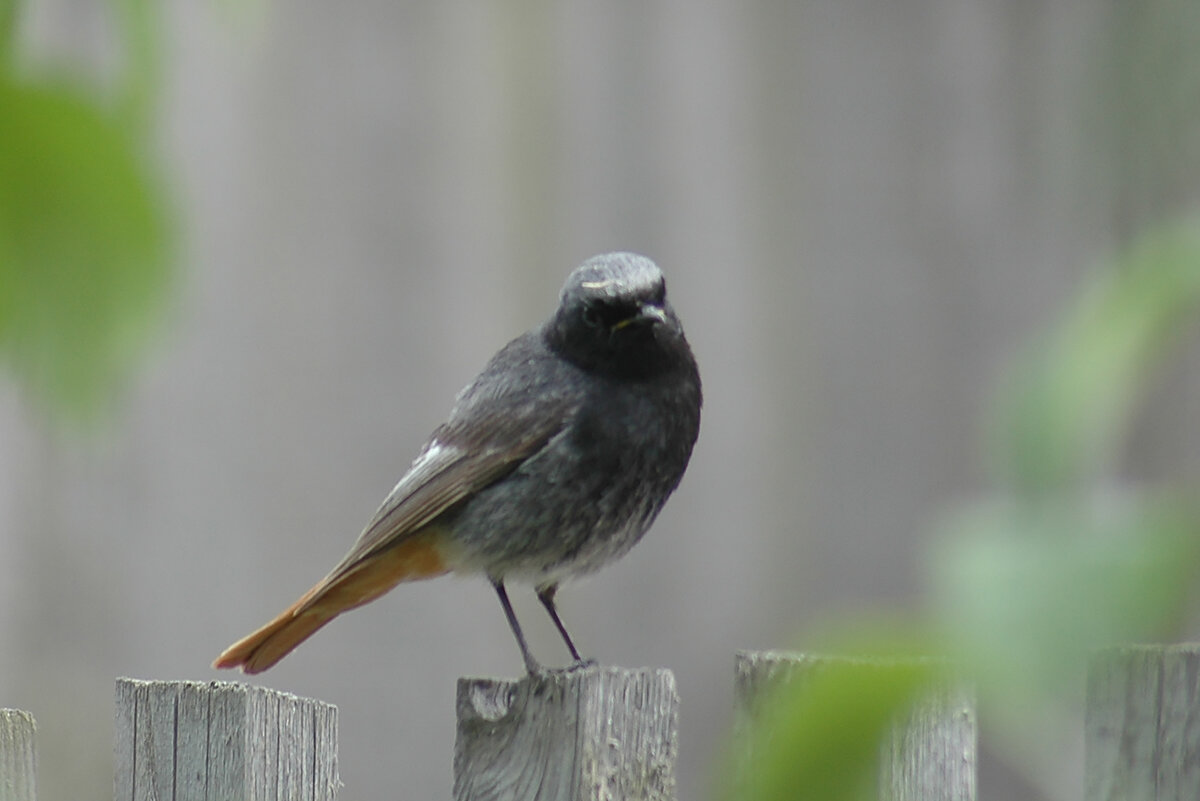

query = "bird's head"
[[547, 253, 690, 379]]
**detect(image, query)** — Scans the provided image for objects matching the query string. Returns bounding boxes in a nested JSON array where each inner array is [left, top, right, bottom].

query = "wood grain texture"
[[454, 665, 678, 801], [735, 651, 977, 801], [0, 709, 37, 801], [113, 678, 339, 801], [1085, 645, 1200, 801]]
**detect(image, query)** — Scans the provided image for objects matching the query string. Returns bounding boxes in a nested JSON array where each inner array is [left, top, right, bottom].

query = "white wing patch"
[[385, 440, 458, 500]]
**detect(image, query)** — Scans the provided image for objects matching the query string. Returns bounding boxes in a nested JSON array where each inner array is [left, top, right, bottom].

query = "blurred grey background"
[[3, 2, 1200, 800]]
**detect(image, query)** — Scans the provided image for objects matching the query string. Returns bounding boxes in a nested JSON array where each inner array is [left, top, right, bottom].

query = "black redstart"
[[213, 252, 702, 675]]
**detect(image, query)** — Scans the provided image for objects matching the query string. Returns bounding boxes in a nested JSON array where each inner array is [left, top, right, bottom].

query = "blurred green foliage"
[[728, 218, 1200, 800], [729, 653, 943, 801], [996, 222, 1200, 492], [933, 494, 1199, 711], [0, 0, 172, 424]]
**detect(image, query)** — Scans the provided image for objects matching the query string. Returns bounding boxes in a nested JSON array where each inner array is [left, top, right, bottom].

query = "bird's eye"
[[581, 300, 630, 330], [581, 303, 603, 328]]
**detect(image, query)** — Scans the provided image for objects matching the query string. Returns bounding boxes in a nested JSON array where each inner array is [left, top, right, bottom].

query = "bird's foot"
[[568, 657, 599, 671], [522, 658, 598, 679]]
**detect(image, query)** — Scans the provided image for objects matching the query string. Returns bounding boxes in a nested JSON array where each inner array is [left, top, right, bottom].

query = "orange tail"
[[213, 535, 450, 674]]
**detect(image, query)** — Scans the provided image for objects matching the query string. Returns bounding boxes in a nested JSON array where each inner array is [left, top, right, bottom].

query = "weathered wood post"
[[0, 709, 37, 801], [114, 678, 339, 801], [454, 665, 678, 801], [1086, 644, 1200, 801], [735, 651, 977, 801]]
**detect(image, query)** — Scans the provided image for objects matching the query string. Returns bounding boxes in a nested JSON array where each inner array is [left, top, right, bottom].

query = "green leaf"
[[931, 495, 1200, 708], [0, 75, 173, 422], [993, 220, 1200, 491], [729, 655, 940, 801]]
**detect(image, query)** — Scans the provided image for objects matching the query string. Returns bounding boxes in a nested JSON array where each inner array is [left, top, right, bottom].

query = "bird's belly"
[[440, 461, 666, 585]]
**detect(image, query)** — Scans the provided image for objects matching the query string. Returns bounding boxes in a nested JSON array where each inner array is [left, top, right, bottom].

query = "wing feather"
[[310, 401, 568, 595]]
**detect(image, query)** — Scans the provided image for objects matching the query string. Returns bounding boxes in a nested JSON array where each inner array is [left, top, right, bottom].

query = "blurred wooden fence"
[[1, 645, 1196, 800]]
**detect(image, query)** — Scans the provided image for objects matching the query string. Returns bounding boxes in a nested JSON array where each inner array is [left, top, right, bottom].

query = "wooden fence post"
[[0, 709, 37, 801], [734, 651, 977, 801], [114, 678, 339, 801], [1085, 644, 1200, 801], [454, 665, 678, 801]]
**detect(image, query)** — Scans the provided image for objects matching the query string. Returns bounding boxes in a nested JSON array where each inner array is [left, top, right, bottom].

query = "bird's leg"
[[492, 579, 541, 675], [536, 583, 587, 664]]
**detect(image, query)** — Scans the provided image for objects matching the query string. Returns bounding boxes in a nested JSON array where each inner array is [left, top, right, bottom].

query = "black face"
[[546, 253, 688, 379]]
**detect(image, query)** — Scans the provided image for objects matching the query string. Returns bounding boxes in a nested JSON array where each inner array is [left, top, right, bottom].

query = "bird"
[[213, 252, 702, 675]]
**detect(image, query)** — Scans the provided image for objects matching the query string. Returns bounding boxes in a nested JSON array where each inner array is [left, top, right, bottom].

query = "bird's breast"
[[441, 372, 697, 584]]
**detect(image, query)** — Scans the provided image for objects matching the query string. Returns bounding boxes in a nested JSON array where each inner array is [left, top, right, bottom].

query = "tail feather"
[[213, 534, 450, 673], [212, 600, 336, 674]]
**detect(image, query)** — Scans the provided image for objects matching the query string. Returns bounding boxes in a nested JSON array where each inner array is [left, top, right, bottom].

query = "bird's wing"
[[314, 396, 571, 591], [211, 397, 572, 673]]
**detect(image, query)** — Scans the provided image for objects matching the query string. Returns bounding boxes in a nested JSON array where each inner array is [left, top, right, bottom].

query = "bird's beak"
[[613, 304, 668, 331]]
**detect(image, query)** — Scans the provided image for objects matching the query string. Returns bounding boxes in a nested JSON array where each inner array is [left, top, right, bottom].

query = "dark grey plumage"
[[396, 252, 702, 670], [437, 252, 702, 585], [214, 252, 701, 675]]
